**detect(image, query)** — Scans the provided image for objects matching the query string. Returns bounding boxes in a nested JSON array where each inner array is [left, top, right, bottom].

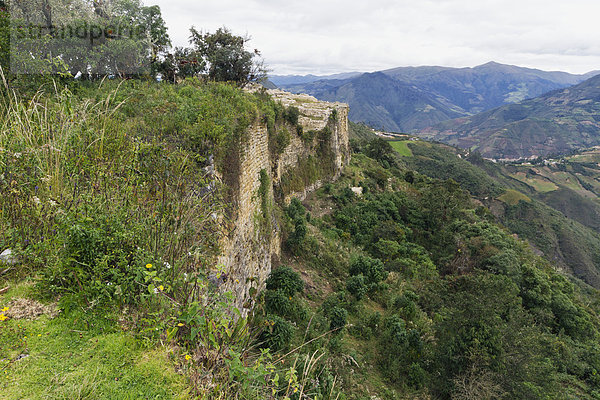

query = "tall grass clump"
[[0, 76, 252, 302]]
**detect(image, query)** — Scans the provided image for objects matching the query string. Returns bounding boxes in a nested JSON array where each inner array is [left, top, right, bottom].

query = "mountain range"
[[274, 62, 598, 133], [419, 73, 600, 159]]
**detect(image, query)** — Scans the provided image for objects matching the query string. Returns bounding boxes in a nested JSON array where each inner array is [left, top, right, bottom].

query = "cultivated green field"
[[497, 189, 532, 205], [389, 140, 413, 156]]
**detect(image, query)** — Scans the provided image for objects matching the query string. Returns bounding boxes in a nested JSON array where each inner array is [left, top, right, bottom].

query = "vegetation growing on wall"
[[277, 123, 338, 199]]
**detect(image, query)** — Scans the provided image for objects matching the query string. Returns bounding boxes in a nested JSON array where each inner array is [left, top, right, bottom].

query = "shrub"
[[346, 274, 368, 300], [265, 289, 293, 316], [408, 362, 427, 389], [328, 306, 348, 331], [41, 214, 148, 305], [283, 106, 300, 126], [349, 255, 387, 285], [260, 314, 294, 351], [391, 291, 419, 321], [285, 198, 308, 253], [265, 265, 304, 297], [264, 288, 308, 322]]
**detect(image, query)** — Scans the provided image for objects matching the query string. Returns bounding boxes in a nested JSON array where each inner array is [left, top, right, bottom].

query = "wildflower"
[[164, 262, 171, 269], [158, 285, 164, 291], [145, 263, 152, 269], [0, 314, 7, 321], [153, 287, 159, 294], [177, 323, 184, 327], [185, 354, 192, 361], [38, 334, 41, 337], [1, 307, 8, 312]]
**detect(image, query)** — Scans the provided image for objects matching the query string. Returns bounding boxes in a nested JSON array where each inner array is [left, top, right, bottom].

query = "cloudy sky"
[[148, 0, 600, 75]]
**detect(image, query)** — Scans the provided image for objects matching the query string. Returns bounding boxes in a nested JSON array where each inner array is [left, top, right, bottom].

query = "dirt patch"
[[5, 298, 58, 320]]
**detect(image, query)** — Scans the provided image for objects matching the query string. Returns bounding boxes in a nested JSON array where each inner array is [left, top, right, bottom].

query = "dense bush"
[[328, 306, 348, 331], [348, 255, 387, 285], [346, 274, 368, 300], [285, 198, 308, 253], [260, 315, 294, 352], [266, 265, 304, 297]]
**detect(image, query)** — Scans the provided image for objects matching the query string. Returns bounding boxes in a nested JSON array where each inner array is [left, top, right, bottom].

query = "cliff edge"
[[217, 89, 350, 309]]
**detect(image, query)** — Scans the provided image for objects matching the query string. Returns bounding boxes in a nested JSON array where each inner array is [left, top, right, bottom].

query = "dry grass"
[[6, 297, 58, 320]]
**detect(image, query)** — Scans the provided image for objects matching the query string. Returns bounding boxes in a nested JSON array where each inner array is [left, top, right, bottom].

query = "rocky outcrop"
[[217, 90, 349, 310]]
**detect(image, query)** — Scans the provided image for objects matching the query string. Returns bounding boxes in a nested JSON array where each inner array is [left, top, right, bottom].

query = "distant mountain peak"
[[476, 61, 503, 67]]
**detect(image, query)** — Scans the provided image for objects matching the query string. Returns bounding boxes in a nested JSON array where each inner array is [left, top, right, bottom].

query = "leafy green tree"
[[7, 0, 170, 78], [188, 26, 267, 86], [365, 138, 396, 168]]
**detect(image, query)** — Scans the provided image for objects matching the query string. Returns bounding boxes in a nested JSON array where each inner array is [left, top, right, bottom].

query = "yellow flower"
[[1, 307, 8, 312], [0, 314, 7, 321], [38, 334, 42, 337], [177, 323, 184, 327], [158, 285, 164, 291], [145, 263, 152, 269], [185, 354, 191, 361]]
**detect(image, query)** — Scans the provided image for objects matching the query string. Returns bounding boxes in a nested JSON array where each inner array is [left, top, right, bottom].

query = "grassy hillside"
[[267, 143, 600, 399], [397, 141, 600, 288], [348, 121, 378, 141]]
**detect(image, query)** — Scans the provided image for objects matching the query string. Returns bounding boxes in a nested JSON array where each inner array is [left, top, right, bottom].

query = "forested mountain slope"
[[278, 62, 595, 132], [419, 73, 600, 159]]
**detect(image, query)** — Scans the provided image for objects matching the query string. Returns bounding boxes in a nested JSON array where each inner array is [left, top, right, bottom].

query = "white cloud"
[[148, 0, 600, 75]]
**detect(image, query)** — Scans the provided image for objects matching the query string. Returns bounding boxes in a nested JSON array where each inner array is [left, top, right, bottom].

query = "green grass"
[[389, 140, 413, 157], [510, 173, 558, 193], [0, 284, 186, 400], [497, 189, 531, 205]]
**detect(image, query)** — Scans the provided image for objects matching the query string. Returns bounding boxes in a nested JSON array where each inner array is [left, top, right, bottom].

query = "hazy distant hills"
[[270, 72, 361, 86], [275, 62, 596, 132], [419, 73, 600, 159], [299, 72, 466, 132]]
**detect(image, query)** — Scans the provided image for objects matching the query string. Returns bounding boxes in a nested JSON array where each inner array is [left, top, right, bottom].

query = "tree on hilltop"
[[175, 26, 267, 86]]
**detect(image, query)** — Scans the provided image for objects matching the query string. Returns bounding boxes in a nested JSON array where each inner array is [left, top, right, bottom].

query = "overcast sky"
[[148, 0, 600, 75]]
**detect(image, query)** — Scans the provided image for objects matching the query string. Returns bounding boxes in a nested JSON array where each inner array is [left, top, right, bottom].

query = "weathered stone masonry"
[[217, 89, 350, 309]]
